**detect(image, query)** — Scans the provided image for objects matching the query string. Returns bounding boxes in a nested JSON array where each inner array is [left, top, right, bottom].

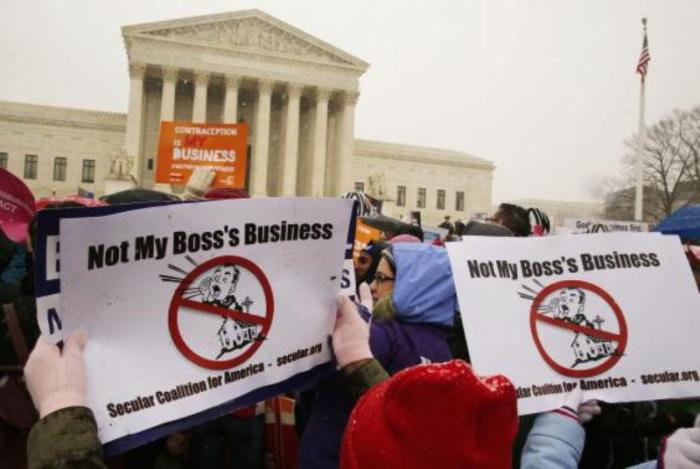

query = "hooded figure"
[[299, 243, 455, 469]]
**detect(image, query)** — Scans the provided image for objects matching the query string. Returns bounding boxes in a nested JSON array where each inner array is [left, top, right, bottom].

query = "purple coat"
[[299, 243, 457, 468], [298, 316, 452, 469]]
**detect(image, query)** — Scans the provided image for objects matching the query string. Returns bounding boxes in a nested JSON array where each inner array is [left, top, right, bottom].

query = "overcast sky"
[[2, 0, 699, 203]]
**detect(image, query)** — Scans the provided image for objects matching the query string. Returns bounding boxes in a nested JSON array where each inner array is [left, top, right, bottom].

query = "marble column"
[[160, 67, 178, 122], [311, 88, 330, 197], [251, 79, 273, 196], [125, 62, 146, 183], [335, 91, 358, 195], [192, 71, 209, 123], [223, 76, 240, 123], [282, 83, 302, 196]]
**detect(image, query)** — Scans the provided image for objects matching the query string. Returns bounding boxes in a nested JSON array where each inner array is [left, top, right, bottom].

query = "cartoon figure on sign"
[[199, 264, 243, 309], [160, 255, 273, 369], [518, 279, 627, 378], [195, 264, 261, 359]]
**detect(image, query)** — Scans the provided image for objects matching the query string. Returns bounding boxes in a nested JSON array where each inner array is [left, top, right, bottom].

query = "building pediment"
[[123, 10, 369, 71]]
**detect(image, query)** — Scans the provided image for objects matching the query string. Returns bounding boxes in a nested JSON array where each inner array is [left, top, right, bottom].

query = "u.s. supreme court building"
[[0, 10, 494, 225]]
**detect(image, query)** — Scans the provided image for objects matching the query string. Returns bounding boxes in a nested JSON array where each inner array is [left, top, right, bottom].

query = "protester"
[[489, 203, 531, 237], [438, 215, 455, 235], [333, 296, 700, 469], [353, 239, 389, 287], [298, 243, 455, 468], [528, 207, 551, 236]]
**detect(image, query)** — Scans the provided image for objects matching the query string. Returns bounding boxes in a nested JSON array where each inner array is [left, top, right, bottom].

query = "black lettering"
[[566, 258, 579, 273], [173, 232, 187, 255], [245, 224, 256, 244], [311, 223, 323, 239], [630, 253, 641, 268], [467, 260, 481, 278], [580, 254, 594, 271], [299, 224, 311, 240], [649, 252, 660, 266], [88, 244, 104, 270], [228, 228, 240, 247], [322, 223, 333, 239], [270, 224, 280, 242]]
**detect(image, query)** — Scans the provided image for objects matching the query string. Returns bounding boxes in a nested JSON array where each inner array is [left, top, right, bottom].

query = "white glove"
[[661, 425, 700, 468], [182, 168, 215, 200], [24, 331, 88, 418], [559, 388, 601, 424]]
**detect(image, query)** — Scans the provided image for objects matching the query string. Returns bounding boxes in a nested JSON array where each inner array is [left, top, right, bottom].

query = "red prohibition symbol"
[[529, 279, 628, 378], [168, 255, 274, 370]]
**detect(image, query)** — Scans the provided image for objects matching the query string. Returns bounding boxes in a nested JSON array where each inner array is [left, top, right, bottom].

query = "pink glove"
[[358, 282, 373, 311], [660, 424, 700, 468], [332, 296, 372, 369], [555, 388, 601, 424], [24, 332, 88, 418]]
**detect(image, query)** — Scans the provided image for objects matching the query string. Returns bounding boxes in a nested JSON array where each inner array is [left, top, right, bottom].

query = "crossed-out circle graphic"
[[168, 255, 274, 370], [529, 280, 628, 378]]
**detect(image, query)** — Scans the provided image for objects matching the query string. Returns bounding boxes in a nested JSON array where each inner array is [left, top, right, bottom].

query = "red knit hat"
[[341, 360, 518, 469]]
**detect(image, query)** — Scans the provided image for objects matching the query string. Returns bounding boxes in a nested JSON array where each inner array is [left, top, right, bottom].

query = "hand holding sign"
[[25, 331, 88, 418]]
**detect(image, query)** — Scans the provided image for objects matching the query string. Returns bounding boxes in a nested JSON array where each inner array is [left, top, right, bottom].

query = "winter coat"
[[27, 406, 105, 469], [299, 243, 456, 469], [522, 412, 657, 469]]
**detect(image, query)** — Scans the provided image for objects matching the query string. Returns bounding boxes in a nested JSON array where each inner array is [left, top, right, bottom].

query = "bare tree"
[[607, 106, 700, 222]]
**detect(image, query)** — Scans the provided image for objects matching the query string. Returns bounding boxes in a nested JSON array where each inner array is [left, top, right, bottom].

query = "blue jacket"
[[521, 412, 657, 469], [298, 244, 455, 468]]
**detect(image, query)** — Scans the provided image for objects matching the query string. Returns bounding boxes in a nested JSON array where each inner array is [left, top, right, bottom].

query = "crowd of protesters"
[[1, 167, 699, 469]]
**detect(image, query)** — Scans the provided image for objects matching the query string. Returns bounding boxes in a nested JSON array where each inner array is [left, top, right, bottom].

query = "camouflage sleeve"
[[27, 406, 105, 469], [344, 359, 390, 402]]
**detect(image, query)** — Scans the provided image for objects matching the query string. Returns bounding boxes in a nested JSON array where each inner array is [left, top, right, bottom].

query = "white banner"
[[447, 233, 700, 415], [58, 198, 352, 445], [563, 218, 649, 234]]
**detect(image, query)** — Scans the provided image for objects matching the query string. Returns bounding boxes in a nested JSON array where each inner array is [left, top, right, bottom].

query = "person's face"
[[210, 266, 237, 300], [354, 251, 373, 279], [558, 289, 583, 317], [370, 258, 395, 302]]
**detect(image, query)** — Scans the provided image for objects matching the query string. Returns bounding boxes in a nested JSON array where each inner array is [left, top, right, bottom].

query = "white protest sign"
[[564, 218, 649, 234], [59, 198, 352, 445], [447, 233, 700, 415]]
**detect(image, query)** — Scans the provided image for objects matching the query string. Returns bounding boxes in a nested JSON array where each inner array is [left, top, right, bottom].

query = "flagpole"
[[634, 18, 647, 222]]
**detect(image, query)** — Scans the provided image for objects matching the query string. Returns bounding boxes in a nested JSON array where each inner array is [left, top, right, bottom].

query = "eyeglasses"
[[373, 273, 395, 284]]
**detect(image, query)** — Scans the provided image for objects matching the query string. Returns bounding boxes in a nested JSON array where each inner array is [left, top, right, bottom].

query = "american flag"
[[636, 28, 650, 79]]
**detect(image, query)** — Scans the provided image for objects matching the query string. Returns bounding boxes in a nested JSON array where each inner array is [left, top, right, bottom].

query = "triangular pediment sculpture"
[[123, 10, 368, 70]]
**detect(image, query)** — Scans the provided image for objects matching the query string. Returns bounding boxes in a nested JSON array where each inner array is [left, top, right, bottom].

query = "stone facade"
[[354, 140, 493, 225], [0, 9, 494, 226], [0, 101, 125, 197]]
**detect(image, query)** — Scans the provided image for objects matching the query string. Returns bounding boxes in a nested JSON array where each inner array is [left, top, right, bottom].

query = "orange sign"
[[353, 219, 382, 260], [156, 121, 248, 188]]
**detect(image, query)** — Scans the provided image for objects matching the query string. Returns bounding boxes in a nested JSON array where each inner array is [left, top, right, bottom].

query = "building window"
[[82, 159, 95, 183], [456, 191, 465, 211], [53, 157, 67, 181], [354, 181, 365, 192], [147, 159, 154, 171], [437, 189, 445, 210], [0, 152, 7, 169], [417, 187, 426, 208], [24, 154, 38, 179], [397, 185, 406, 207]]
